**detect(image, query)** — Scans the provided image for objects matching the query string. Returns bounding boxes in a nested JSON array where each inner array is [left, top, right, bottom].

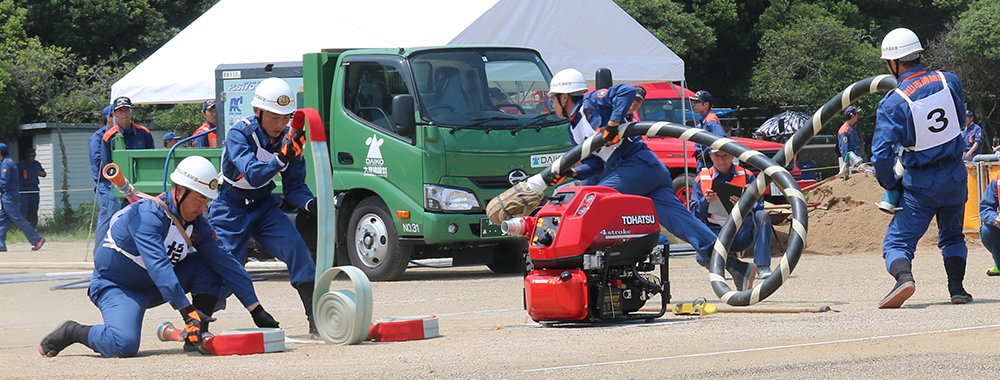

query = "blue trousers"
[[709, 209, 772, 267], [0, 193, 41, 247], [882, 183, 967, 271], [980, 223, 1000, 268], [94, 181, 121, 254], [86, 253, 221, 357], [593, 151, 718, 265], [208, 194, 316, 286], [19, 190, 39, 227]]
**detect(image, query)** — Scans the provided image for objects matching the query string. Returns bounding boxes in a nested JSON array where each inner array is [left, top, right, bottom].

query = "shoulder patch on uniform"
[[596, 89, 607, 98]]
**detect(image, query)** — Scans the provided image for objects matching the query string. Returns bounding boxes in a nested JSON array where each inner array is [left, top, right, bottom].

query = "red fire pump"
[[502, 186, 669, 324]]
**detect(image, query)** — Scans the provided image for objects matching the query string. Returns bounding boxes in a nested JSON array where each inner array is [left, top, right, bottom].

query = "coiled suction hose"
[[525, 75, 898, 305]]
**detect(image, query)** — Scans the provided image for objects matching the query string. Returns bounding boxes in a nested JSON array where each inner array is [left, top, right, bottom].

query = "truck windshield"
[[409, 49, 564, 130], [638, 98, 696, 125]]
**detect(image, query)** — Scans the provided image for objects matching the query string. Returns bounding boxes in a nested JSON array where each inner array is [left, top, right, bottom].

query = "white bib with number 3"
[[895, 72, 961, 152]]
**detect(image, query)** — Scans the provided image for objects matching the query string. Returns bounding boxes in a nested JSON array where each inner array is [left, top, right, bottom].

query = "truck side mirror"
[[595, 68, 613, 90], [392, 94, 416, 136]]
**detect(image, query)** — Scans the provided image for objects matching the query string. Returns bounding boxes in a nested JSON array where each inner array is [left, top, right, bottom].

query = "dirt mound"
[[772, 172, 977, 255]]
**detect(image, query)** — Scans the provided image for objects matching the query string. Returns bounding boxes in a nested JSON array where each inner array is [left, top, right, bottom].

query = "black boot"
[[184, 294, 218, 353], [879, 259, 915, 309], [944, 256, 973, 304], [294, 282, 317, 336], [38, 320, 92, 357], [725, 255, 756, 292]]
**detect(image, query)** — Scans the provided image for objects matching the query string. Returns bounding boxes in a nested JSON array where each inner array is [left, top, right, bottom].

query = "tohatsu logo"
[[621, 215, 656, 225]]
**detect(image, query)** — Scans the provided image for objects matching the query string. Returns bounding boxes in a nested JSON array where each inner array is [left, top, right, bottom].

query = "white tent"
[[112, 0, 685, 104]]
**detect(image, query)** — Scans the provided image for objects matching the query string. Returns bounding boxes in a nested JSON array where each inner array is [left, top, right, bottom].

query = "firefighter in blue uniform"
[[838, 106, 862, 176], [690, 149, 773, 279], [979, 177, 1000, 276], [209, 77, 318, 335], [871, 28, 971, 308], [90, 97, 155, 256], [690, 90, 729, 169], [17, 148, 46, 228], [37, 156, 279, 358], [547, 69, 756, 291], [0, 143, 45, 251], [962, 109, 983, 160]]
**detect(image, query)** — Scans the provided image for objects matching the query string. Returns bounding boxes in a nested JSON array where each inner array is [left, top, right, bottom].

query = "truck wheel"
[[347, 197, 411, 281], [487, 241, 526, 274], [672, 173, 698, 206]]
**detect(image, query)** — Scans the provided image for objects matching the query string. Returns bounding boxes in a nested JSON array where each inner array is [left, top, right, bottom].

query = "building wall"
[[17, 123, 173, 221]]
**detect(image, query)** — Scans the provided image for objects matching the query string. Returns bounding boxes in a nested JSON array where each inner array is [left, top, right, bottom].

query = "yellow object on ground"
[[672, 298, 718, 316]]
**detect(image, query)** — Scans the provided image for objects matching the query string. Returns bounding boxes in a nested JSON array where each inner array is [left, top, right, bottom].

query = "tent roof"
[[112, 0, 685, 104]]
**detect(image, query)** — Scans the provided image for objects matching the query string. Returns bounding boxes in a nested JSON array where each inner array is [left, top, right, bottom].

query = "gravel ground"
[[3, 240, 1000, 379]]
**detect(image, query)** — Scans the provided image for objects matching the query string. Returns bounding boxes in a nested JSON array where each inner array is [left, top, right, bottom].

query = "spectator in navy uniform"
[[962, 109, 983, 160], [191, 100, 219, 148], [0, 143, 44, 251], [17, 148, 46, 228], [90, 97, 154, 257], [689, 90, 729, 169], [163, 132, 179, 149]]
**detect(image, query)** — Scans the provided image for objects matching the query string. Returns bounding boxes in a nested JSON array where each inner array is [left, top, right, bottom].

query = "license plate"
[[769, 182, 783, 195], [480, 218, 505, 238]]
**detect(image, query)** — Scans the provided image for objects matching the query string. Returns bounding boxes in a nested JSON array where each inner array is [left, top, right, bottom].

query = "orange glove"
[[596, 126, 620, 146], [546, 169, 574, 186], [278, 129, 306, 164]]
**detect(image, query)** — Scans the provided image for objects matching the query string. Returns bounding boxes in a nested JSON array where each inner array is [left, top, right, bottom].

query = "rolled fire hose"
[[494, 75, 897, 306], [314, 265, 373, 345], [298, 108, 377, 345]]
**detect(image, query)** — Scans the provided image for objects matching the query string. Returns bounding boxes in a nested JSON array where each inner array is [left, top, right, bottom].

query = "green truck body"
[[113, 46, 571, 280]]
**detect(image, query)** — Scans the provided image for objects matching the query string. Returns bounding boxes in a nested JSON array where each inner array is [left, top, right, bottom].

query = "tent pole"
[[679, 80, 691, 210]]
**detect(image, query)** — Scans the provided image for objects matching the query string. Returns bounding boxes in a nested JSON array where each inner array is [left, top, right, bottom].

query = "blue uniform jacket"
[[17, 160, 44, 189], [191, 122, 216, 148], [572, 84, 646, 179], [871, 66, 966, 190], [963, 122, 984, 155], [219, 116, 313, 208], [838, 122, 861, 159], [89, 124, 154, 183], [980, 179, 1000, 226], [89, 126, 110, 182], [690, 168, 763, 224], [0, 157, 19, 194], [95, 192, 260, 309]]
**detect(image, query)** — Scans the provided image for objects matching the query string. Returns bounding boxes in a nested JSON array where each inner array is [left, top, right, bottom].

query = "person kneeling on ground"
[[978, 176, 1000, 277], [690, 149, 773, 279], [38, 156, 279, 358]]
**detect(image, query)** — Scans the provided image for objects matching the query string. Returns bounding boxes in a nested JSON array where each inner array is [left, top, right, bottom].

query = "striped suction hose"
[[526, 75, 898, 305]]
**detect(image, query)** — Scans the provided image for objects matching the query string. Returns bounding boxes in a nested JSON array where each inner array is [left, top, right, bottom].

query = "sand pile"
[[791, 172, 978, 255]]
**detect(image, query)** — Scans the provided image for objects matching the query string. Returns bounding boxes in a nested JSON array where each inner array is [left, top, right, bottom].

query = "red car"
[[630, 82, 817, 204]]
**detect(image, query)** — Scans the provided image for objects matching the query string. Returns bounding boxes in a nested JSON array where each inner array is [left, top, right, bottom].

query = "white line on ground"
[[525, 323, 1000, 372]]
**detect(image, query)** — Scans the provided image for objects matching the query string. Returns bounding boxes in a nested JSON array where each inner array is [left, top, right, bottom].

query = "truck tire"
[[486, 241, 526, 274], [672, 173, 698, 206], [347, 197, 411, 281]]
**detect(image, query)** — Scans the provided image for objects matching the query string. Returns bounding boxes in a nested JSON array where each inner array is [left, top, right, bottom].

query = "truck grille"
[[469, 176, 513, 189]]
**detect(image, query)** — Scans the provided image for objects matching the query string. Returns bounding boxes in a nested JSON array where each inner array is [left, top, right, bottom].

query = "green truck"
[[112, 46, 571, 281]]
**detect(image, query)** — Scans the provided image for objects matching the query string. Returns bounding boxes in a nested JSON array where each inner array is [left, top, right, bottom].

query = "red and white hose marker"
[[368, 315, 439, 342], [157, 321, 284, 355]]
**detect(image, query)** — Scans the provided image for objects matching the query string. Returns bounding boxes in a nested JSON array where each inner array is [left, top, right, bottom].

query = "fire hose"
[[488, 75, 897, 306]]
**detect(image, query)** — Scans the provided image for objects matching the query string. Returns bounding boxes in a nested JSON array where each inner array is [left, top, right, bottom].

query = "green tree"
[[614, 0, 716, 63], [748, 15, 881, 133], [926, 0, 1000, 142], [16, 0, 218, 62]]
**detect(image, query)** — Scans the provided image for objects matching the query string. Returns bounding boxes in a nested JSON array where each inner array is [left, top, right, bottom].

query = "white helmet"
[[549, 69, 588, 96], [880, 28, 923, 61], [251, 78, 297, 115], [170, 156, 220, 199]]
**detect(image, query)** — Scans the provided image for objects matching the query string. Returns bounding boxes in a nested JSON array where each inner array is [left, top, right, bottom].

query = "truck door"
[[335, 57, 423, 223]]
